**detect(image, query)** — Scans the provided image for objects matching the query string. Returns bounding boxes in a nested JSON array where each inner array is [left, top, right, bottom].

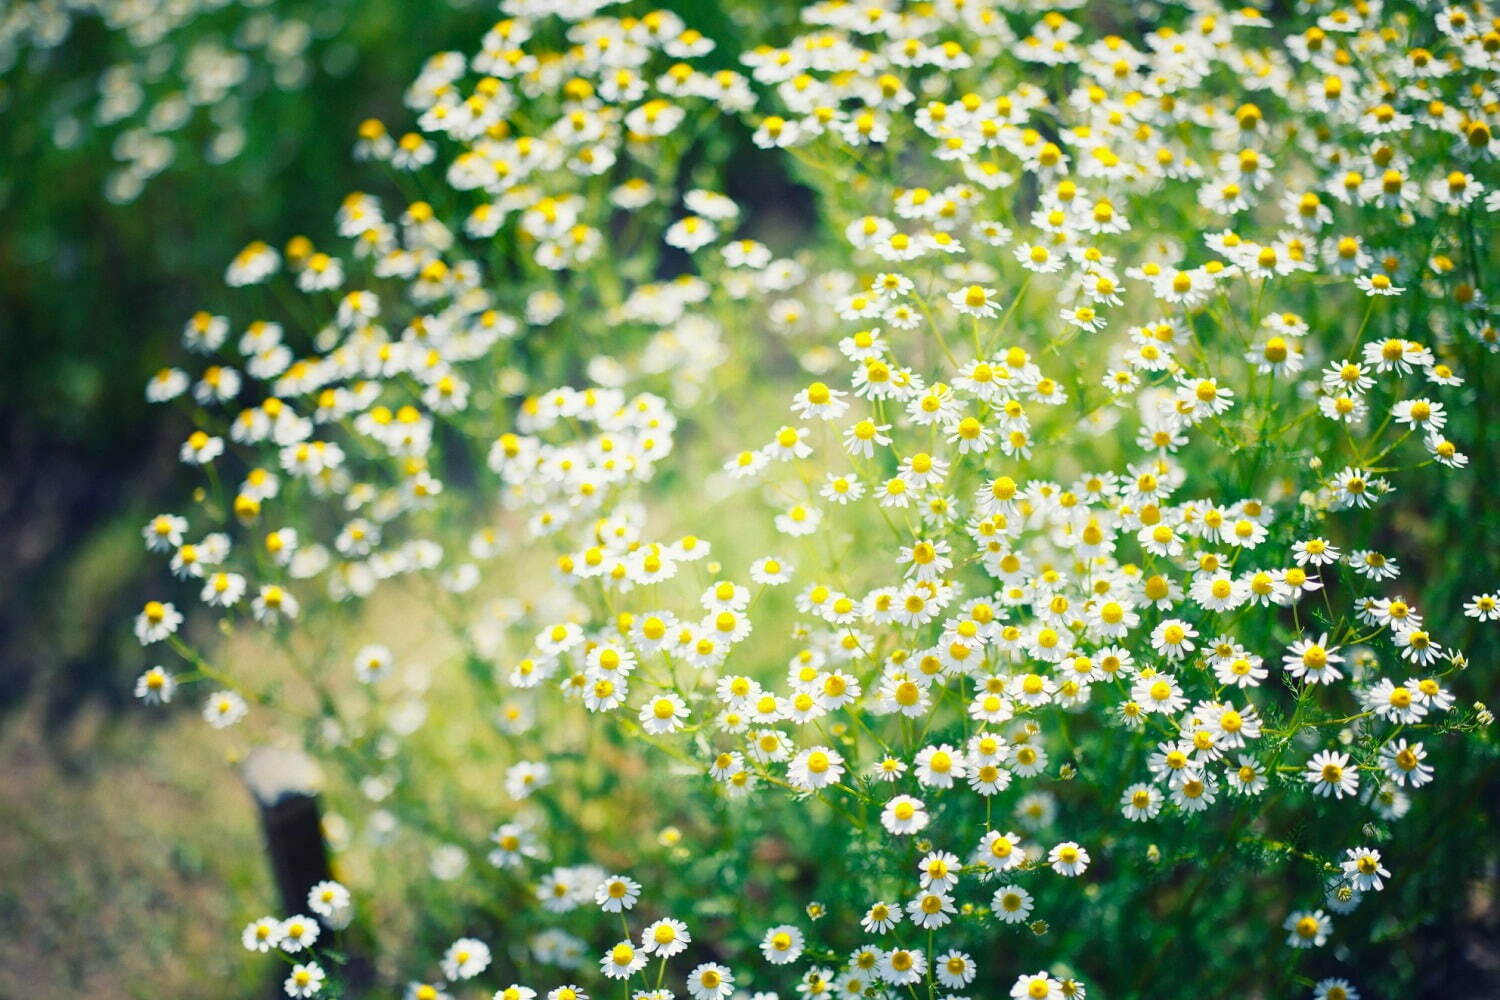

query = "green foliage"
[[8, 1, 1500, 999]]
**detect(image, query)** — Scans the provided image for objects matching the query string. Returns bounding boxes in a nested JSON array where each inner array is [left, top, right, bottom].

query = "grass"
[[0, 701, 268, 997]]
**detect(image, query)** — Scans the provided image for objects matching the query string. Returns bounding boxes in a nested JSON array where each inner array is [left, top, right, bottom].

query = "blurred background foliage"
[[0, 0, 502, 719], [0, 0, 791, 721], [0, 5, 807, 994]]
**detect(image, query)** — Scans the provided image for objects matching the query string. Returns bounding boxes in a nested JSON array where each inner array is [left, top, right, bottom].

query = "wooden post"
[[242, 747, 375, 995], [243, 747, 330, 917]]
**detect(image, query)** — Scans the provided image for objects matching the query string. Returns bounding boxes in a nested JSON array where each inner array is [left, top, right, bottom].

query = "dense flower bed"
[[133, 1, 1498, 998]]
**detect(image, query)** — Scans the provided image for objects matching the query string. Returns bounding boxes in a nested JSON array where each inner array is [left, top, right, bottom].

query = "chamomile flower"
[[787, 746, 844, 790], [641, 918, 690, 958], [284, 962, 326, 998], [1392, 626, 1442, 665], [1011, 972, 1063, 1000], [949, 284, 1001, 317], [975, 830, 1025, 873], [1313, 979, 1359, 1000], [279, 915, 320, 953], [1149, 618, 1198, 660], [1284, 634, 1344, 684], [1306, 750, 1360, 799], [307, 880, 352, 927], [203, 690, 247, 729], [1284, 909, 1332, 948], [594, 875, 641, 912], [1340, 848, 1390, 892], [442, 938, 491, 980], [880, 794, 928, 835], [860, 900, 902, 934], [1379, 739, 1434, 787], [906, 889, 956, 929], [760, 924, 804, 965], [686, 963, 734, 1000], [134, 666, 176, 705], [1362, 679, 1427, 724], [639, 694, 690, 735], [600, 941, 647, 980], [1048, 841, 1090, 877], [1464, 593, 1500, 621], [791, 382, 850, 421], [242, 917, 285, 953], [878, 948, 925, 986], [991, 884, 1034, 923], [935, 950, 976, 989], [134, 600, 183, 644]]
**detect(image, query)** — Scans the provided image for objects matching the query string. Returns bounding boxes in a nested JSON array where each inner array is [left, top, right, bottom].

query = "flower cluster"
[[134, 1, 1498, 998], [241, 880, 352, 996], [0, 0, 406, 202]]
